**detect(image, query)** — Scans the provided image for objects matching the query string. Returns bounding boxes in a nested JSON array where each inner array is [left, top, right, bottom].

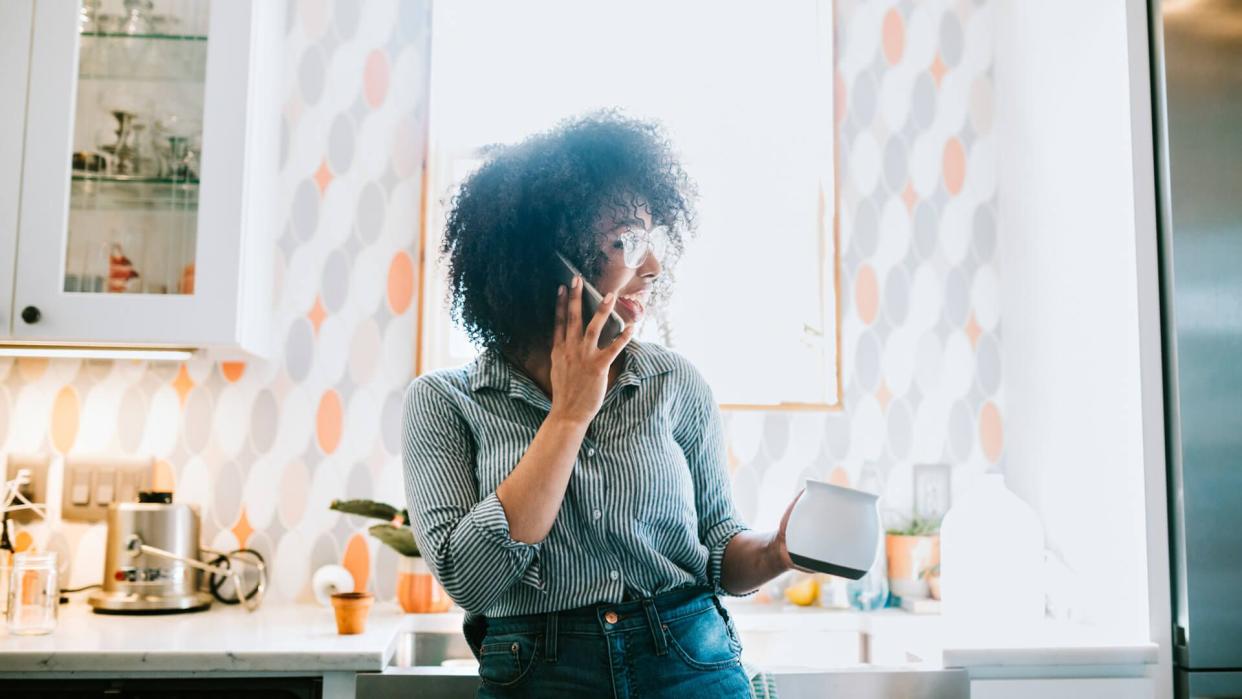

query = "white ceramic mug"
[[784, 479, 881, 580]]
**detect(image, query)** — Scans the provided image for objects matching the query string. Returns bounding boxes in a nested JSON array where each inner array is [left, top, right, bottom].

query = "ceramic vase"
[[396, 556, 452, 613]]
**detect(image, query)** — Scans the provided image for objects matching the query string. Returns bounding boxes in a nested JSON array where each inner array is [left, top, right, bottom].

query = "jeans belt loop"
[[544, 610, 559, 664], [641, 598, 668, 656]]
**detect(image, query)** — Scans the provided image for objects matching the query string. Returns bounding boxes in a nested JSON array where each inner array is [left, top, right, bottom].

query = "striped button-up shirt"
[[401, 339, 750, 618]]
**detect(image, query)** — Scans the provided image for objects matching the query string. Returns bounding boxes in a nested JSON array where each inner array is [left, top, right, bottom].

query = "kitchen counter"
[[0, 599, 416, 673]]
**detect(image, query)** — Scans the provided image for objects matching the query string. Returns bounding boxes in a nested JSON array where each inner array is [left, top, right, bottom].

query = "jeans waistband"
[[485, 585, 716, 637]]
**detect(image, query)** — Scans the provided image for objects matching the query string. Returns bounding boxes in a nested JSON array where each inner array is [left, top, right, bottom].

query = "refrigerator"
[[1153, 1, 1242, 697]]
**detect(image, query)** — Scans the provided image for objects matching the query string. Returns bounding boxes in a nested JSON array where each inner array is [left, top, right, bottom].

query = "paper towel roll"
[[312, 564, 356, 607]]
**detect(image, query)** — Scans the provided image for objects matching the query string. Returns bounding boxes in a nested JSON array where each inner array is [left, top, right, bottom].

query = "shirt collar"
[[468, 340, 675, 398]]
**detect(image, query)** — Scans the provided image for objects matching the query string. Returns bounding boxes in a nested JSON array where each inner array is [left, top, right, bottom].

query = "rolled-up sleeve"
[[674, 367, 752, 597], [401, 377, 543, 614]]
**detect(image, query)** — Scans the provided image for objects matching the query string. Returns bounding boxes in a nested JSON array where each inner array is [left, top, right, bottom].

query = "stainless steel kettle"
[[88, 492, 266, 614]]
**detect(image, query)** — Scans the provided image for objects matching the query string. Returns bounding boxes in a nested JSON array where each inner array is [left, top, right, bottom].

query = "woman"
[[402, 112, 803, 698]]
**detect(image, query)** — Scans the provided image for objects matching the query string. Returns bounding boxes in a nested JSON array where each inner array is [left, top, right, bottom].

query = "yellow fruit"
[[784, 575, 819, 606]]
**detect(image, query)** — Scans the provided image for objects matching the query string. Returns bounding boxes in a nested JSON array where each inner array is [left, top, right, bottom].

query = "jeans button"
[[604, 611, 619, 624]]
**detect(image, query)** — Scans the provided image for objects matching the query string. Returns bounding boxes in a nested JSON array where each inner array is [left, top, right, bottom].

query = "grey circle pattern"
[[374, 545, 398, 600], [212, 461, 242, 530], [250, 389, 279, 454], [973, 205, 997, 261], [285, 318, 315, 382], [298, 46, 326, 106], [948, 399, 974, 462], [852, 198, 879, 257], [851, 71, 879, 126], [762, 414, 791, 462], [334, 0, 361, 40], [118, 386, 147, 452], [182, 389, 214, 453], [328, 113, 356, 174], [356, 182, 386, 244], [913, 202, 937, 259], [940, 15, 964, 67], [310, 533, 340, 582], [346, 462, 373, 501], [292, 180, 319, 242], [854, 329, 882, 392], [977, 333, 1002, 395], [886, 399, 912, 460], [884, 266, 910, 325], [883, 136, 907, 192], [381, 390, 403, 455], [912, 74, 938, 129], [322, 249, 351, 313], [943, 267, 969, 327], [824, 414, 851, 460]]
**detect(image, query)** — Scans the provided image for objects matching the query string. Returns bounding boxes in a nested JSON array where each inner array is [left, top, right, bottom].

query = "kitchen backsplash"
[[0, 0, 1001, 604]]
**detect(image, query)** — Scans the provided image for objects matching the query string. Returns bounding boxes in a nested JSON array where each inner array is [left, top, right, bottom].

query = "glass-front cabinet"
[[2, 0, 281, 355]]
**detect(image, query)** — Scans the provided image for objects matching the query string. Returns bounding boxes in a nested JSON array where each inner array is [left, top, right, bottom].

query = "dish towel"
[[745, 661, 780, 699]]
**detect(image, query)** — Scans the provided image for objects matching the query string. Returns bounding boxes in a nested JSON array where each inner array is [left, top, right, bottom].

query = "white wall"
[[993, 0, 1152, 641]]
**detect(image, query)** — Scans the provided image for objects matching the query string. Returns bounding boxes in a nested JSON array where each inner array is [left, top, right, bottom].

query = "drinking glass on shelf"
[[7, 552, 58, 636]]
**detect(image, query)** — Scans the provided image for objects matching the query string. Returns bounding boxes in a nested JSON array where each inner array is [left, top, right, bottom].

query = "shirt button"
[[604, 611, 619, 624], [587, 447, 597, 457], [592, 509, 602, 520], [609, 570, 619, 581]]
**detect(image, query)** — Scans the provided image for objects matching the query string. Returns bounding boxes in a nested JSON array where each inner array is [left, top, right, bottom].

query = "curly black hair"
[[438, 110, 697, 362]]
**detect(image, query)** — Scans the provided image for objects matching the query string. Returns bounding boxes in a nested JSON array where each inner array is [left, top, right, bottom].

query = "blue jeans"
[[471, 586, 752, 698]]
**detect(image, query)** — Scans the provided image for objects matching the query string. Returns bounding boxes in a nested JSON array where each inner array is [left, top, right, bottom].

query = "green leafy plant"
[[330, 499, 420, 557], [886, 515, 942, 537]]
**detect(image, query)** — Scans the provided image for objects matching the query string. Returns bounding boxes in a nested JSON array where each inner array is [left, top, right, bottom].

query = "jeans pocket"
[[477, 632, 541, 687], [663, 607, 741, 671]]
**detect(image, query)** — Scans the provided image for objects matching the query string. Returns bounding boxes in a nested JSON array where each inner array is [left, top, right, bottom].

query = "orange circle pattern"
[[882, 9, 905, 65], [51, 386, 80, 454], [317, 389, 343, 454], [943, 137, 966, 195], [980, 401, 1004, 463], [387, 251, 415, 314], [855, 264, 879, 325]]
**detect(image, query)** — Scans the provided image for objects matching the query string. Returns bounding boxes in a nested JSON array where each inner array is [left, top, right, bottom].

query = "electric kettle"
[[88, 492, 266, 614], [784, 479, 882, 579]]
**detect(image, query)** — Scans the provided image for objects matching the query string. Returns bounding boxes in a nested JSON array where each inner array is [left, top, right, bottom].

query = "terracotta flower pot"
[[396, 556, 452, 613], [886, 533, 940, 599], [331, 591, 374, 635]]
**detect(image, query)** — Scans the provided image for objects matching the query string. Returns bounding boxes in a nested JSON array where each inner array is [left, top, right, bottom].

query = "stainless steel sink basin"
[[389, 630, 477, 669]]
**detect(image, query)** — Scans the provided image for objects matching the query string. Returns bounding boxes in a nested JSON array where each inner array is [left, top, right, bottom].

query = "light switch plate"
[[61, 456, 154, 523], [3, 453, 51, 523]]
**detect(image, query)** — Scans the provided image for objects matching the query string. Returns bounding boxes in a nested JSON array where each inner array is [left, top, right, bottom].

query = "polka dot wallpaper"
[[0, 0, 1002, 603], [725, 0, 1003, 533]]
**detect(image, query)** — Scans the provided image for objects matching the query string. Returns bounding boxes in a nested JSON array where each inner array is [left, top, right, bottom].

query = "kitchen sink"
[[356, 629, 970, 698]]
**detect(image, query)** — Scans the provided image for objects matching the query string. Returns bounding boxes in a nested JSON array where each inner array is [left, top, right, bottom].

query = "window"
[[420, 0, 840, 408]]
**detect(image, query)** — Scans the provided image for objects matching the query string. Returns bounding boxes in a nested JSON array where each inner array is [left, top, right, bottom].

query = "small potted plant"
[[329, 499, 453, 614], [885, 515, 941, 600]]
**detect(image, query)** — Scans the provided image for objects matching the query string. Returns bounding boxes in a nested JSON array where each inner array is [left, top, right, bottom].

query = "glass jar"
[[7, 552, 58, 636]]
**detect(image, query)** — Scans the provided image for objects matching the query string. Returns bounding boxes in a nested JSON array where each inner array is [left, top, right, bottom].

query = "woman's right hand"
[[548, 275, 637, 426]]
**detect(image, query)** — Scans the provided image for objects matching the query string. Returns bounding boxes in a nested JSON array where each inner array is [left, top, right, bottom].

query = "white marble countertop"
[[0, 596, 1158, 675], [0, 598, 408, 673]]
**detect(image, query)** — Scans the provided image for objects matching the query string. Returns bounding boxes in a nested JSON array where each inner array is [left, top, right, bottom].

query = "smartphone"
[[554, 252, 626, 348]]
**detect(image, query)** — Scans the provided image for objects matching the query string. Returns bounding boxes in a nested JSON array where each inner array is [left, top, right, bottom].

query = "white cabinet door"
[[972, 677, 1153, 699], [0, 0, 35, 338], [11, 0, 274, 353]]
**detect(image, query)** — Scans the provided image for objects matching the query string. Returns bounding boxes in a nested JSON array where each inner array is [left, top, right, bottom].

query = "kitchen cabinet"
[[1, 0, 280, 356]]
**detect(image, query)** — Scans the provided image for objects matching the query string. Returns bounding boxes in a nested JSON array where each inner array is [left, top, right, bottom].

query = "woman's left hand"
[[774, 490, 809, 572]]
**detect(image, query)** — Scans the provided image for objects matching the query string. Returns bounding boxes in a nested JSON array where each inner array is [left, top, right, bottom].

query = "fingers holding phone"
[[549, 275, 636, 425]]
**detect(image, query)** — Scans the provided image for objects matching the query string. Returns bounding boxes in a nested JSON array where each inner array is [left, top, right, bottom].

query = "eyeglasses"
[[615, 225, 671, 269]]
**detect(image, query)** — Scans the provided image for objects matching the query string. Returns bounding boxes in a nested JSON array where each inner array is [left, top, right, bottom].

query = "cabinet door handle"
[[20, 306, 41, 324]]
